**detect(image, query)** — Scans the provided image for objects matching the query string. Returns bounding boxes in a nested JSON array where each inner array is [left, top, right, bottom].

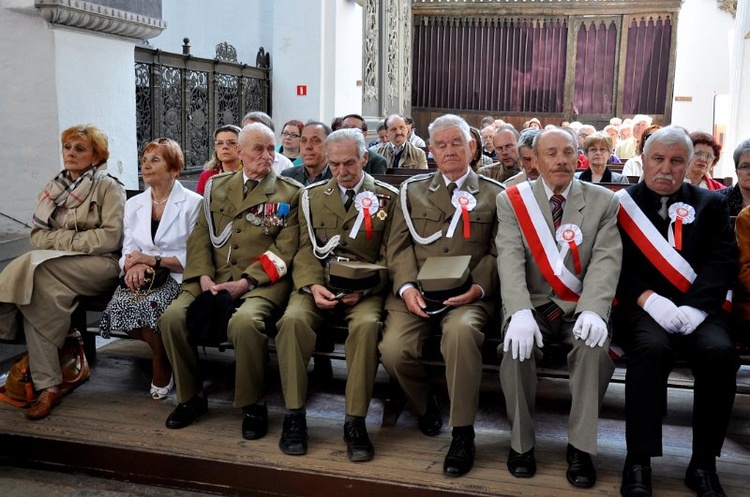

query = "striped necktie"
[[550, 194, 565, 229]]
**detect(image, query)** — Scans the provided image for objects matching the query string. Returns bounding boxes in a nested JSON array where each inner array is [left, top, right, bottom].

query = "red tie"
[[550, 194, 565, 229]]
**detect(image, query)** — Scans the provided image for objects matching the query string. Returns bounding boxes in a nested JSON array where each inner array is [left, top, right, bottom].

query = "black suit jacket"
[[616, 182, 737, 316]]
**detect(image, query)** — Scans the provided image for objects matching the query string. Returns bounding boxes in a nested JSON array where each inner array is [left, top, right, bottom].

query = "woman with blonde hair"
[[0, 124, 125, 420]]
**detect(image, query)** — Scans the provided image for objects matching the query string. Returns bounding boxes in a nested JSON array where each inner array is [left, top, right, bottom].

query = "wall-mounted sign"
[[297, 85, 307, 96]]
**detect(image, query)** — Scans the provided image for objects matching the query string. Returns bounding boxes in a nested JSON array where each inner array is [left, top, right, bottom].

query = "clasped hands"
[[642, 292, 707, 335], [310, 284, 363, 309], [122, 263, 154, 293]]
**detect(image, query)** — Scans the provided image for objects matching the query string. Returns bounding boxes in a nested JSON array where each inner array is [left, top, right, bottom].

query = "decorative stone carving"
[[717, 0, 737, 17], [363, 0, 379, 102], [215, 42, 238, 62], [35, 0, 166, 41]]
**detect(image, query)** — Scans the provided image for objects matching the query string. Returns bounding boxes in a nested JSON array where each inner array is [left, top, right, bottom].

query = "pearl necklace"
[[152, 195, 168, 206]]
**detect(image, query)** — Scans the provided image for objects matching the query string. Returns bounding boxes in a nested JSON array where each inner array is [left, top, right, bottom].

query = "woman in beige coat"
[[0, 124, 125, 420]]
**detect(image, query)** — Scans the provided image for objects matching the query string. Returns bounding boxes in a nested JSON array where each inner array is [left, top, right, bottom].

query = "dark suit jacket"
[[281, 165, 332, 186], [366, 150, 387, 175], [616, 182, 737, 316]]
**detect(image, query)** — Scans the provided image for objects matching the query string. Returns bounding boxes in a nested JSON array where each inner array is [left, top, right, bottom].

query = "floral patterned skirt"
[[99, 277, 180, 338]]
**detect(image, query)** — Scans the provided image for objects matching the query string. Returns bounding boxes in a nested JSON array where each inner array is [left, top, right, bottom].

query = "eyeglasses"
[[215, 141, 238, 148], [737, 164, 750, 171], [281, 131, 301, 139], [694, 151, 716, 162]]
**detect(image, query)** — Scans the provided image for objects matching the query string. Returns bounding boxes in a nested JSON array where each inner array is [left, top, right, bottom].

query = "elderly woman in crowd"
[[196, 125, 243, 195], [621, 124, 662, 179], [0, 124, 125, 420], [685, 131, 725, 190], [278, 119, 304, 165], [575, 132, 629, 184], [99, 138, 202, 400], [718, 138, 750, 216], [470, 126, 495, 171]]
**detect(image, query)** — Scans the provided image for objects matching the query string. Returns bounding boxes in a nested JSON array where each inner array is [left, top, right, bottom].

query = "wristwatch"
[[154, 256, 162, 268]]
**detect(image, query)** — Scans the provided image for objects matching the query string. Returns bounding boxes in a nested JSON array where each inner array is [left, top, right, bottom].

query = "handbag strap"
[[62, 330, 89, 385], [0, 386, 35, 407]]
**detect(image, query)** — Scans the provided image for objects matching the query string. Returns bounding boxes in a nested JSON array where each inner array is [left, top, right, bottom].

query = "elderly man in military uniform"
[[274, 128, 397, 462], [379, 114, 504, 477], [159, 123, 301, 439]]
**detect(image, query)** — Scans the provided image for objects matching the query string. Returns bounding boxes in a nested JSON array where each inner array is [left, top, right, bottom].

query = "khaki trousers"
[[160, 291, 276, 407], [499, 313, 615, 455], [275, 291, 383, 416], [379, 300, 487, 427]]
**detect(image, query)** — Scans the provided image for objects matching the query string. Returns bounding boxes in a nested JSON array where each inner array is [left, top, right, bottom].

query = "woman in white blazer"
[[100, 138, 202, 399]]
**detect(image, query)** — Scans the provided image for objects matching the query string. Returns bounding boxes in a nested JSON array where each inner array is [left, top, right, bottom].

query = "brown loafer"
[[26, 389, 63, 420]]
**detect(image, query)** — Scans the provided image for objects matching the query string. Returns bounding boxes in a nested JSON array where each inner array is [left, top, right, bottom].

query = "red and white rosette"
[[667, 202, 695, 251], [446, 190, 477, 238], [349, 191, 378, 240], [555, 223, 583, 275]]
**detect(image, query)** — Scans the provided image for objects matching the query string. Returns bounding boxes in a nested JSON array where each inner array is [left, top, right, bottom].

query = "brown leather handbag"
[[0, 329, 90, 407]]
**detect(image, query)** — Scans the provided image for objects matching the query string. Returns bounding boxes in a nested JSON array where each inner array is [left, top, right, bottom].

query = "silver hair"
[[242, 111, 275, 132], [643, 126, 693, 158], [325, 128, 367, 159], [239, 122, 275, 144], [495, 124, 520, 141], [532, 127, 577, 153], [733, 139, 750, 169], [518, 128, 541, 149], [428, 114, 471, 143]]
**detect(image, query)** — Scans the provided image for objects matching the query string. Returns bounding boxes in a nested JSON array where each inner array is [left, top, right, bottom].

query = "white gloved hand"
[[643, 293, 691, 334], [573, 311, 609, 348], [677, 306, 708, 335], [503, 309, 544, 361]]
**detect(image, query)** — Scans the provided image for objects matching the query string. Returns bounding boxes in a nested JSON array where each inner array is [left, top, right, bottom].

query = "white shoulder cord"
[[203, 178, 233, 248], [400, 177, 443, 245], [301, 188, 340, 259]]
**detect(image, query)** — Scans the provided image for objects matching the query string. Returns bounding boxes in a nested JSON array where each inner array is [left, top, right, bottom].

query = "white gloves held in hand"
[[573, 311, 609, 348], [643, 293, 707, 335], [503, 309, 543, 361]]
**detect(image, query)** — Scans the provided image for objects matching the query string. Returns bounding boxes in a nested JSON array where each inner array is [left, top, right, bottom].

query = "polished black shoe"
[[685, 467, 726, 497], [566, 444, 596, 488], [507, 448, 537, 478], [443, 432, 475, 477], [620, 463, 653, 497], [344, 419, 374, 462], [241, 403, 268, 440], [279, 412, 308, 456], [417, 395, 442, 437], [165, 395, 208, 429]]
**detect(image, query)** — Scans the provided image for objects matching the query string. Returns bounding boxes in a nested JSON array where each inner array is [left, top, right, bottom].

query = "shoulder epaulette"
[[277, 175, 304, 189], [304, 178, 329, 190], [372, 178, 399, 195], [477, 174, 505, 189]]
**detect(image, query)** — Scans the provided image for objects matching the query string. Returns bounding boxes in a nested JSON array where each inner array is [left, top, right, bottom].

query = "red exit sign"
[[296, 85, 307, 96]]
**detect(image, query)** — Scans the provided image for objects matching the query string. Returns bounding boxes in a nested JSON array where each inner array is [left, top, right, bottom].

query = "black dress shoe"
[[165, 395, 208, 429], [344, 419, 374, 462], [620, 463, 652, 497], [443, 432, 475, 477], [507, 448, 536, 478], [417, 395, 442, 437], [566, 444, 596, 488], [279, 412, 308, 456], [241, 403, 268, 440], [685, 467, 726, 497]]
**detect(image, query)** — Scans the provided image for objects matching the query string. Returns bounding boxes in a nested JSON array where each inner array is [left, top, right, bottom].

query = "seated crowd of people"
[[2, 110, 750, 497]]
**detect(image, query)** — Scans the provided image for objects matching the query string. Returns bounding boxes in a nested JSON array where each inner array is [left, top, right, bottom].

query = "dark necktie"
[[658, 196, 669, 220], [243, 179, 257, 199], [447, 182, 458, 197], [344, 189, 355, 211], [550, 194, 565, 229], [393, 148, 404, 168]]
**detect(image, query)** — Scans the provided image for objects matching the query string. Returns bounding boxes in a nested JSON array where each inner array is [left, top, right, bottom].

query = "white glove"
[[573, 311, 609, 348], [503, 309, 544, 361], [643, 293, 690, 334], [677, 306, 708, 335]]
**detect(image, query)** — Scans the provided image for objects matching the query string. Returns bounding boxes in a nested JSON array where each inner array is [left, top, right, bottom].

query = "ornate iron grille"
[[135, 42, 270, 172]]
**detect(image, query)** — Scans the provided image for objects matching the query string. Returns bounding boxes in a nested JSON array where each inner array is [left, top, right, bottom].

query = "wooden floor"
[[1, 339, 749, 497]]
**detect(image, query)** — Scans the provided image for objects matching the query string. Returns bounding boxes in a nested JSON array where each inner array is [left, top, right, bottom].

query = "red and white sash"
[[506, 183, 582, 302], [616, 189, 732, 311]]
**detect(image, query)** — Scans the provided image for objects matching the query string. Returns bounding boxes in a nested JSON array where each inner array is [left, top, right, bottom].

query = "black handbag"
[[119, 266, 171, 292], [185, 289, 237, 347]]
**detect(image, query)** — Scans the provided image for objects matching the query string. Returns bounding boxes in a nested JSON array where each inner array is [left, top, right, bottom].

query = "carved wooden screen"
[[573, 19, 619, 116], [621, 15, 673, 115], [135, 44, 270, 172], [412, 16, 568, 113]]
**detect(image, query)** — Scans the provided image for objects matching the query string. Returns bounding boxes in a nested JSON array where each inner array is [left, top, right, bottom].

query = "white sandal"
[[150, 375, 174, 400]]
